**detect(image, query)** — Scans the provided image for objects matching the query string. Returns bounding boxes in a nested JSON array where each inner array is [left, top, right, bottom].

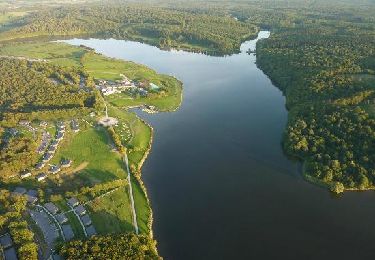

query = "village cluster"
[[96, 75, 161, 97], [1, 188, 96, 260], [15, 120, 80, 183]]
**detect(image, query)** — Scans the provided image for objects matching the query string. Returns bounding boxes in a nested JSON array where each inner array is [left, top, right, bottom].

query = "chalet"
[[26, 190, 38, 204], [80, 214, 92, 226], [36, 173, 47, 182], [49, 165, 61, 174], [67, 197, 79, 207], [35, 162, 45, 170], [47, 146, 57, 154], [20, 170, 32, 179], [0, 233, 13, 249], [56, 132, 64, 141], [44, 202, 59, 215], [18, 120, 30, 126], [71, 120, 80, 133], [4, 247, 17, 260], [75, 205, 86, 216], [42, 153, 53, 162], [61, 159, 72, 168], [56, 214, 68, 224], [62, 225, 74, 241], [39, 121, 48, 127], [86, 225, 97, 237], [13, 187, 26, 195]]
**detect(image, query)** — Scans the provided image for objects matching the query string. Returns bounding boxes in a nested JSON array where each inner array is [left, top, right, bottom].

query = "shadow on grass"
[[90, 209, 134, 235]]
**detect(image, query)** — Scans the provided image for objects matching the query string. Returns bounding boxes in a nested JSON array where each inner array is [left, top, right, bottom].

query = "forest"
[[0, 3, 258, 55], [59, 233, 159, 259]]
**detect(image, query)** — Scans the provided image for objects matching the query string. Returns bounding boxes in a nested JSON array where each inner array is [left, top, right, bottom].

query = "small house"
[[20, 170, 32, 179], [67, 197, 79, 207], [49, 165, 61, 174], [61, 159, 72, 168], [42, 153, 53, 162], [36, 173, 47, 182], [75, 205, 86, 216], [56, 132, 64, 141], [4, 247, 17, 260], [86, 225, 96, 237], [62, 225, 74, 241], [56, 214, 68, 224], [26, 195, 38, 204], [71, 120, 80, 133], [0, 233, 13, 249], [44, 202, 59, 215], [80, 214, 92, 226], [35, 162, 45, 170], [13, 187, 27, 195]]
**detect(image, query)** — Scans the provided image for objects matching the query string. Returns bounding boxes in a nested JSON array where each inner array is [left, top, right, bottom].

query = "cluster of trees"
[[255, 2, 375, 191], [59, 233, 159, 259], [0, 190, 38, 260], [65, 179, 127, 200], [108, 126, 127, 155], [0, 58, 97, 119], [0, 131, 38, 181]]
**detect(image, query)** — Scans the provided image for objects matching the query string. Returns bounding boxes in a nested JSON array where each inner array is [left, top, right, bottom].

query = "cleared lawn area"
[[87, 188, 134, 234], [0, 42, 85, 67], [52, 126, 127, 190], [132, 178, 151, 234]]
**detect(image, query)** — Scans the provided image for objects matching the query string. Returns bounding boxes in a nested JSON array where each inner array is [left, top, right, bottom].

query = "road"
[[124, 153, 139, 234]]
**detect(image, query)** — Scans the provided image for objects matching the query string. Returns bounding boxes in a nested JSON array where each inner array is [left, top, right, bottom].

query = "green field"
[[87, 188, 134, 234]]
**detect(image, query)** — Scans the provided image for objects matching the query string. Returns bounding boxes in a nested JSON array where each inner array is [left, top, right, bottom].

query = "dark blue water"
[[64, 32, 375, 260]]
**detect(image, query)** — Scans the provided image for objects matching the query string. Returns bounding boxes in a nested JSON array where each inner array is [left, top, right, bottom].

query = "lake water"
[[64, 32, 375, 259]]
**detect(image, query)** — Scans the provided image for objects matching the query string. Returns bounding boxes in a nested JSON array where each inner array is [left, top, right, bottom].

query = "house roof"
[[67, 197, 79, 207], [86, 225, 96, 237], [44, 202, 59, 214], [4, 247, 17, 260], [27, 195, 38, 204], [56, 214, 68, 224], [26, 190, 38, 197], [62, 225, 74, 241], [75, 205, 86, 215], [80, 214, 92, 226], [0, 233, 13, 248], [13, 187, 26, 195]]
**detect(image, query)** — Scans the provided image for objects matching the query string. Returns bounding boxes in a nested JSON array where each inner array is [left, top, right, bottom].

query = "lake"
[[63, 32, 375, 259]]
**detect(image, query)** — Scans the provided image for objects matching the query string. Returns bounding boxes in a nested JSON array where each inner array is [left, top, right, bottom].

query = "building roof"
[[35, 162, 45, 169], [36, 173, 47, 181], [67, 197, 79, 207], [44, 202, 59, 214], [86, 225, 96, 237], [26, 195, 38, 204], [80, 214, 92, 226], [0, 233, 13, 249], [62, 225, 74, 241], [61, 159, 72, 167], [20, 171, 31, 179], [4, 247, 17, 260], [75, 205, 86, 215], [55, 214, 68, 224], [26, 190, 38, 197], [13, 187, 26, 195]]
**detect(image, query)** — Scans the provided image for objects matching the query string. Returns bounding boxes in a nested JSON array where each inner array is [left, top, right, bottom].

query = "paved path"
[[124, 153, 139, 234]]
